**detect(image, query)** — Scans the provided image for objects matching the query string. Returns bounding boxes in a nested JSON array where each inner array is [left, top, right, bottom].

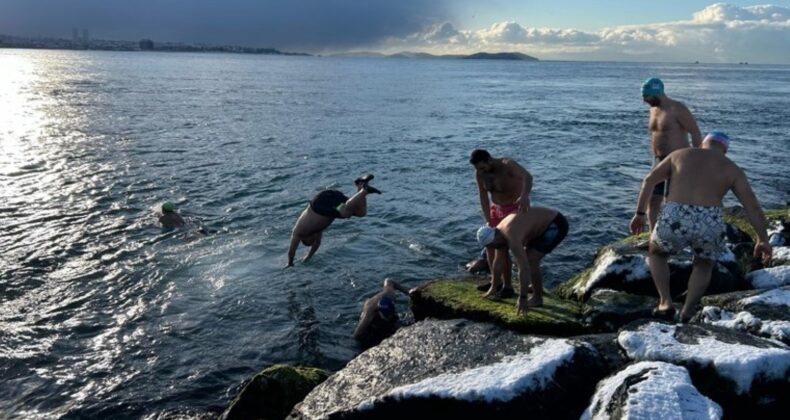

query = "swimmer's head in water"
[[162, 202, 177, 213], [470, 149, 492, 171], [641, 78, 664, 97], [476, 225, 497, 247], [703, 131, 730, 153], [377, 295, 396, 319]]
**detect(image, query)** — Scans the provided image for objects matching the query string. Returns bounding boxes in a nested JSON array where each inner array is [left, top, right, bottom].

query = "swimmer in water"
[[159, 202, 186, 229], [353, 277, 413, 347]]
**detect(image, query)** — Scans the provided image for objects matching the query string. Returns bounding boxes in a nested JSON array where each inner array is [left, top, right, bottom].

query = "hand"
[[516, 296, 528, 316], [754, 241, 772, 265], [517, 196, 530, 214], [629, 214, 646, 235]]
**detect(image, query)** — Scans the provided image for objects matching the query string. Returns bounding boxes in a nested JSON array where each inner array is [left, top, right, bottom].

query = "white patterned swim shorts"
[[651, 202, 725, 260]]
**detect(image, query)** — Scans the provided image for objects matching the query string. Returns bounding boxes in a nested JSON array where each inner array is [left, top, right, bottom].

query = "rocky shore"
[[224, 207, 789, 419]]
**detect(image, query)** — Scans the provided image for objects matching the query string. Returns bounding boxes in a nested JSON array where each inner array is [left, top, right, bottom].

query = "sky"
[[1, 1, 789, 63]]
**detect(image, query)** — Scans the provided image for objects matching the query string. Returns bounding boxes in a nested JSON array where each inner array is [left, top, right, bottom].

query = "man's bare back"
[[497, 207, 559, 246], [663, 148, 740, 206]]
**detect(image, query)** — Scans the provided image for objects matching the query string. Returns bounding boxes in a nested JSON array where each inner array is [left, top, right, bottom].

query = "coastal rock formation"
[[580, 361, 722, 420], [699, 286, 790, 344], [289, 319, 607, 420], [746, 266, 790, 288], [617, 320, 790, 416], [724, 207, 788, 270], [581, 289, 657, 332], [409, 278, 584, 335], [221, 365, 329, 420], [700, 306, 790, 345], [553, 235, 744, 302]]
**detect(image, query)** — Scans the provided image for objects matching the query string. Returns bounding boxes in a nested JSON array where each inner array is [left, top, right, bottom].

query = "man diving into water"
[[470, 149, 533, 298], [287, 175, 381, 267], [641, 78, 702, 231]]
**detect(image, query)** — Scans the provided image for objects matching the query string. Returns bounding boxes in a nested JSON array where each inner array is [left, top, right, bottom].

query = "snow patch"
[[701, 306, 789, 345], [772, 246, 790, 261], [358, 339, 578, 409], [618, 322, 790, 394], [575, 250, 648, 294], [581, 361, 722, 420], [760, 320, 790, 344], [739, 288, 790, 308], [746, 266, 790, 289]]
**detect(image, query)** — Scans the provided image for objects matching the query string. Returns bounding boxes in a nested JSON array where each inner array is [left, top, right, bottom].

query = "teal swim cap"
[[641, 78, 664, 97], [162, 202, 176, 213]]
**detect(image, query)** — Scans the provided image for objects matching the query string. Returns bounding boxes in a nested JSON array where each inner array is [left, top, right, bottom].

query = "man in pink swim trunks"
[[470, 149, 533, 298]]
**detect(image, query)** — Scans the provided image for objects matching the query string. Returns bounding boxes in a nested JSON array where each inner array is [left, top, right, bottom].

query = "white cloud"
[[373, 3, 790, 63]]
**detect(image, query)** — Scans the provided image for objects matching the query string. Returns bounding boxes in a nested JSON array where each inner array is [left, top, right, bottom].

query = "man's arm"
[[508, 237, 532, 315], [678, 103, 702, 147], [302, 234, 322, 262], [384, 278, 410, 295], [506, 159, 533, 213], [287, 232, 300, 267], [475, 171, 492, 225], [352, 300, 377, 339], [630, 156, 673, 234], [731, 169, 772, 263]]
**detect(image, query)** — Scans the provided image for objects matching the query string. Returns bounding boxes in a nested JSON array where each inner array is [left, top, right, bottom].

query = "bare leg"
[[339, 189, 368, 218], [483, 248, 504, 298], [502, 253, 513, 290], [526, 249, 545, 307], [648, 242, 673, 311], [681, 258, 714, 321], [647, 194, 663, 231]]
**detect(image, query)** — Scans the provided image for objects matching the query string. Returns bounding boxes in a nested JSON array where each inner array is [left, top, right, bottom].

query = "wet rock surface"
[[617, 320, 790, 417], [289, 319, 608, 420], [701, 285, 790, 322], [580, 361, 722, 420], [221, 365, 329, 420], [410, 278, 585, 336], [553, 235, 744, 302], [581, 289, 657, 333]]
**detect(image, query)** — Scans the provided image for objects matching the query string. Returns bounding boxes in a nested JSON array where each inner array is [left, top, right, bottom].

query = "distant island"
[[0, 33, 309, 56], [331, 51, 539, 61]]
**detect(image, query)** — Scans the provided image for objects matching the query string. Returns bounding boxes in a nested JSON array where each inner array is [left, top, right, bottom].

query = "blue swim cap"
[[641, 78, 664, 97], [377, 296, 396, 319], [703, 131, 730, 151]]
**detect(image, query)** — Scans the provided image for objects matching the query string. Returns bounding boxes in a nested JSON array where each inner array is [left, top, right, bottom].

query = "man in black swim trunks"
[[476, 206, 569, 315], [353, 277, 413, 347], [287, 175, 381, 267]]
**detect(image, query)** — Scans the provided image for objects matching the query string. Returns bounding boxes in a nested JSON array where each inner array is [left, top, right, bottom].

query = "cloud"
[[374, 3, 790, 64], [0, 0, 453, 52]]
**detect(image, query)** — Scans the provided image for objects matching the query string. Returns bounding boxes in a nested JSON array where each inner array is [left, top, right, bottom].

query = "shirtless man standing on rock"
[[642, 78, 703, 230], [630, 131, 772, 323], [287, 175, 381, 267], [470, 149, 533, 298], [476, 207, 569, 314]]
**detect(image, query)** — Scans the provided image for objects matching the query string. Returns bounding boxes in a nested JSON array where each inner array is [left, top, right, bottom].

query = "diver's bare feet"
[[482, 284, 500, 299], [527, 296, 543, 308]]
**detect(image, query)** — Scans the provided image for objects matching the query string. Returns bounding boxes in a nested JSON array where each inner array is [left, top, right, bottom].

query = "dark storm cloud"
[[0, 0, 452, 51]]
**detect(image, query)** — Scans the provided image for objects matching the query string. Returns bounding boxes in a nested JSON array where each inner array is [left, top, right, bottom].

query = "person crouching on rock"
[[630, 131, 772, 323], [476, 207, 569, 315], [353, 278, 413, 347], [287, 175, 381, 267]]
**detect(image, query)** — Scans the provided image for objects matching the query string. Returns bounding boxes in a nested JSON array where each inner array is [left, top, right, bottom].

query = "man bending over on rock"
[[630, 131, 772, 323], [470, 149, 533, 298], [287, 175, 381, 267], [353, 278, 413, 347], [476, 207, 569, 315]]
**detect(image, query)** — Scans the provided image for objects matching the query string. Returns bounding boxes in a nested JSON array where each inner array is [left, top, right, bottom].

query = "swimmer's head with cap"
[[476, 225, 497, 247], [703, 131, 730, 153], [377, 295, 397, 320], [162, 202, 177, 213], [641, 77, 664, 107]]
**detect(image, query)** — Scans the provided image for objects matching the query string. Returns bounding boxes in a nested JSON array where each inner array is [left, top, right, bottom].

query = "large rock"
[[289, 319, 609, 420], [701, 285, 790, 322], [580, 361, 722, 420], [221, 365, 329, 420], [700, 306, 790, 346], [746, 266, 790, 289], [724, 207, 788, 270], [409, 278, 584, 336], [581, 289, 658, 333], [554, 235, 744, 302], [617, 320, 790, 417]]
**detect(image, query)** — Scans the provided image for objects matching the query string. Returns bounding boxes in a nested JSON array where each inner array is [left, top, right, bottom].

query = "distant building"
[[82, 29, 89, 42], [72, 28, 79, 42], [139, 39, 154, 50]]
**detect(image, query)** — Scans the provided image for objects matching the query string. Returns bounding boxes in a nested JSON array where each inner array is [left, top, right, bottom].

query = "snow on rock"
[[359, 339, 577, 408], [739, 287, 790, 308], [771, 246, 790, 261], [581, 361, 722, 420], [617, 321, 790, 394], [700, 306, 789, 345], [746, 266, 790, 289]]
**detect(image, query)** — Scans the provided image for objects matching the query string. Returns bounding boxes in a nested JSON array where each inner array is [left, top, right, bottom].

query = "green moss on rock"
[[221, 364, 329, 420], [724, 208, 786, 244], [410, 278, 585, 336]]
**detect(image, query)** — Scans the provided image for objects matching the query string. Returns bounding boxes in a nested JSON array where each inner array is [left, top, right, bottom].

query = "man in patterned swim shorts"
[[470, 149, 533, 298], [630, 131, 772, 322]]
